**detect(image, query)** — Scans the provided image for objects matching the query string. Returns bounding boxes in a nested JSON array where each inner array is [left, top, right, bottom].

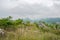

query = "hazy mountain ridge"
[[22, 18, 60, 23], [42, 18, 60, 23]]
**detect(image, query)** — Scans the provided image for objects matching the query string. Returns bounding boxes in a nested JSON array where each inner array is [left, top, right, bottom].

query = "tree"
[[14, 19, 23, 25], [0, 16, 14, 30]]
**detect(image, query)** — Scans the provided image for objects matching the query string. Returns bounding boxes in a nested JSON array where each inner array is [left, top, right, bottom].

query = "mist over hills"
[[41, 18, 60, 23], [23, 17, 60, 23]]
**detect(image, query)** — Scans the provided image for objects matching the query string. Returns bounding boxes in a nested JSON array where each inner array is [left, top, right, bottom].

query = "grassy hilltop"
[[0, 16, 60, 40]]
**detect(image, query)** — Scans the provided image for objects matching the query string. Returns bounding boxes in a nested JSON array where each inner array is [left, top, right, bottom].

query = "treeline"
[[0, 16, 24, 30], [0, 16, 37, 31]]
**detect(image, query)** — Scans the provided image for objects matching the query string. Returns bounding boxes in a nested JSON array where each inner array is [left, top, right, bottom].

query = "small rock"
[[0, 28, 5, 37]]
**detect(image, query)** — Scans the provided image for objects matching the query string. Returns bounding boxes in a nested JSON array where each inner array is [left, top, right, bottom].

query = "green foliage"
[[14, 19, 23, 25], [0, 16, 60, 40], [34, 22, 39, 28], [24, 20, 31, 26], [0, 16, 13, 29], [0, 16, 22, 30]]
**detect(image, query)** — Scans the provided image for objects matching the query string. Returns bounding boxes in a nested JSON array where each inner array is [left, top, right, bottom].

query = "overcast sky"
[[0, 0, 60, 19]]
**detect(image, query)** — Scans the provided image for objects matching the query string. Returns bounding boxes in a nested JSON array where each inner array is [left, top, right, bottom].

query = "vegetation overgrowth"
[[0, 16, 60, 40]]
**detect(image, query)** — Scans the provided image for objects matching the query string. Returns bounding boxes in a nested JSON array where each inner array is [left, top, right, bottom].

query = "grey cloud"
[[0, 0, 60, 18], [10, 4, 51, 15], [54, 0, 60, 1], [10, 3, 59, 16]]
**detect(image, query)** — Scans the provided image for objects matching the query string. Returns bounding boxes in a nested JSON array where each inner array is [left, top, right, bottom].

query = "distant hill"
[[42, 18, 60, 23], [22, 18, 60, 24]]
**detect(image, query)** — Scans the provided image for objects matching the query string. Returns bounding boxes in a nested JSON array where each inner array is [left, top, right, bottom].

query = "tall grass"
[[0, 26, 60, 40], [0, 16, 60, 40]]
